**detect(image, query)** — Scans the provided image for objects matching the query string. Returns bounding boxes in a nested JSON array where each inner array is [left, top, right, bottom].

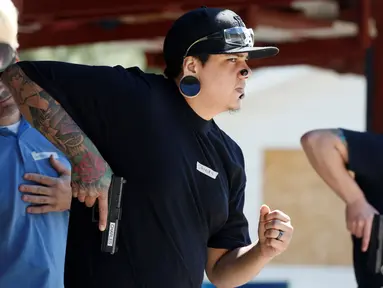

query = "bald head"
[[0, 0, 19, 49]]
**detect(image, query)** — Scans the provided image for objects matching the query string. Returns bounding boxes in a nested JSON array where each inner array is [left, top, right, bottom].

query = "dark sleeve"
[[340, 128, 383, 180], [207, 146, 251, 250], [16, 60, 150, 152]]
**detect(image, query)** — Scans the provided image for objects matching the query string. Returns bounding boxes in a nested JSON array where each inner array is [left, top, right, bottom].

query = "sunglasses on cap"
[[0, 43, 17, 72], [184, 26, 254, 58]]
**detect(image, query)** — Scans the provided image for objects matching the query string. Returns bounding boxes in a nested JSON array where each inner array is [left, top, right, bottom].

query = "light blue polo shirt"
[[0, 117, 71, 288]]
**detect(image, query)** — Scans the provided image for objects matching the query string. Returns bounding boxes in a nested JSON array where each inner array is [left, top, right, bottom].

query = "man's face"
[[0, 80, 17, 118], [197, 53, 251, 113]]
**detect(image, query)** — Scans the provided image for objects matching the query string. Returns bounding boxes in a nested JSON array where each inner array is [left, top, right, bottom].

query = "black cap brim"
[[223, 46, 279, 59]]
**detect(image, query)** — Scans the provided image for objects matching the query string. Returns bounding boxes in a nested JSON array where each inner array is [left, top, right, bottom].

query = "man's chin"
[[0, 104, 18, 118], [227, 102, 241, 113]]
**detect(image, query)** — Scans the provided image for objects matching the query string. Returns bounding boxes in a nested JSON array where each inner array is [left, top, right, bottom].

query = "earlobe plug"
[[179, 75, 201, 98]]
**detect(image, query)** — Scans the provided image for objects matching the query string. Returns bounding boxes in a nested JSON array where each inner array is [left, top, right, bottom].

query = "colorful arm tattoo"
[[1, 64, 112, 195]]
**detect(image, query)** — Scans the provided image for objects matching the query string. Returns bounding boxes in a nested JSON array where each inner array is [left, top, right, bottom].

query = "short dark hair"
[[164, 54, 210, 79]]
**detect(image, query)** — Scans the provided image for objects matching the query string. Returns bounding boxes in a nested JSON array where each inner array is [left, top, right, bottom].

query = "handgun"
[[368, 214, 383, 274], [92, 175, 125, 254]]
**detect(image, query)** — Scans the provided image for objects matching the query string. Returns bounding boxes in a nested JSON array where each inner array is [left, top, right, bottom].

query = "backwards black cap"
[[163, 7, 279, 72]]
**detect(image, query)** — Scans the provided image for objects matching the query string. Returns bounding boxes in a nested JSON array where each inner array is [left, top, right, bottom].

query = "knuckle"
[[34, 206, 42, 213], [39, 197, 48, 204], [26, 174, 35, 181], [99, 192, 108, 200], [28, 208, 37, 213], [89, 191, 98, 197], [272, 219, 279, 226]]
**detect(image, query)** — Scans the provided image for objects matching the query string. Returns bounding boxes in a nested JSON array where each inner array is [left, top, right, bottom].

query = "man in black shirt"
[[2, 6, 294, 288], [301, 128, 383, 288]]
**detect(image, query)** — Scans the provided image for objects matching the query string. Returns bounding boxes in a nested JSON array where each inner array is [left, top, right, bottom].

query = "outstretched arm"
[[1, 63, 111, 231]]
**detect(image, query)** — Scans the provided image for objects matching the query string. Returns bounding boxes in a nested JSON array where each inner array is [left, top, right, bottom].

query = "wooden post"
[[367, 0, 383, 132]]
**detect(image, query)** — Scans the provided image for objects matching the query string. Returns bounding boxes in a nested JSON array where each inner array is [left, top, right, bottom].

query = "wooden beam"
[[246, 7, 334, 29], [357, 0, 371, 49], [18, 6, 340, 50], [11, 0, 23, 14], [19, 0, 295, 21], [18, 1, 334, 30], [368, 0, 383, 133], [18, 21, 172, 50]]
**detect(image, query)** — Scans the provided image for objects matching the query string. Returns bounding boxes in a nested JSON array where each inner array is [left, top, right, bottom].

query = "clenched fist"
[[257, 204, 293, 259]]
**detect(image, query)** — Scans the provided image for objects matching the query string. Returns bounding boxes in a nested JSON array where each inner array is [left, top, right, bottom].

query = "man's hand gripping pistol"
[[93, 175, 125, 254]]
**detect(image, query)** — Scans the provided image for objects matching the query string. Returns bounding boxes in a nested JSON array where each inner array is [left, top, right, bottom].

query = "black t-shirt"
[[17, 61, 251, 288], [341, 128, 383, 288]]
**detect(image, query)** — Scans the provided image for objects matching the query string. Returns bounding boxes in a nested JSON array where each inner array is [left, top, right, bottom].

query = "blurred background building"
[[12, 0, 383, 287]]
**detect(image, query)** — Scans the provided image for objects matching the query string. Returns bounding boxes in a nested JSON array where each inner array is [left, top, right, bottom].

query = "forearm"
[[1, 64, 112, 192], [211, 243, 271, 288], [301, 130, 365, 205]]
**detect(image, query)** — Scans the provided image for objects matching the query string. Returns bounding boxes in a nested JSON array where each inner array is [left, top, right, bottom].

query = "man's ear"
[[182, 56, 198, 76]]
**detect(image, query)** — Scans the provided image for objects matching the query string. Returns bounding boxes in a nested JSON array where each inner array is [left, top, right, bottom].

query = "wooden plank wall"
[[262, 149, 352, 265]]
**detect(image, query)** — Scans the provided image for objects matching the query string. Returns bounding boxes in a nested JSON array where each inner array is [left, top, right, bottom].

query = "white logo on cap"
[[233, 15, 245, 27]]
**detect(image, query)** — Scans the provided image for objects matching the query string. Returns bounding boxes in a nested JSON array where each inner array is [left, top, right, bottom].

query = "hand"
[[71, 176, 110, 232], [346, 197, 378, 252], [83, 191, 109, 232], [69, 152, 112, 231], [20, 156, 72, 214], [257, 204, 293, 259]]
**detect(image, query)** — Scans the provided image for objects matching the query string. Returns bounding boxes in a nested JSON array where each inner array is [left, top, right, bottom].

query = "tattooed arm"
[[1, 63, 111, 231]]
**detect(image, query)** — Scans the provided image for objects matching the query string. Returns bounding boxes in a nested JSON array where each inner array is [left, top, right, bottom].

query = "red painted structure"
[[11, 0, 383, 132]]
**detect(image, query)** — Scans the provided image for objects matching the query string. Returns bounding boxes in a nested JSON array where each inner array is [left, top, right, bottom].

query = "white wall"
[[212, 65, 366, 288]]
